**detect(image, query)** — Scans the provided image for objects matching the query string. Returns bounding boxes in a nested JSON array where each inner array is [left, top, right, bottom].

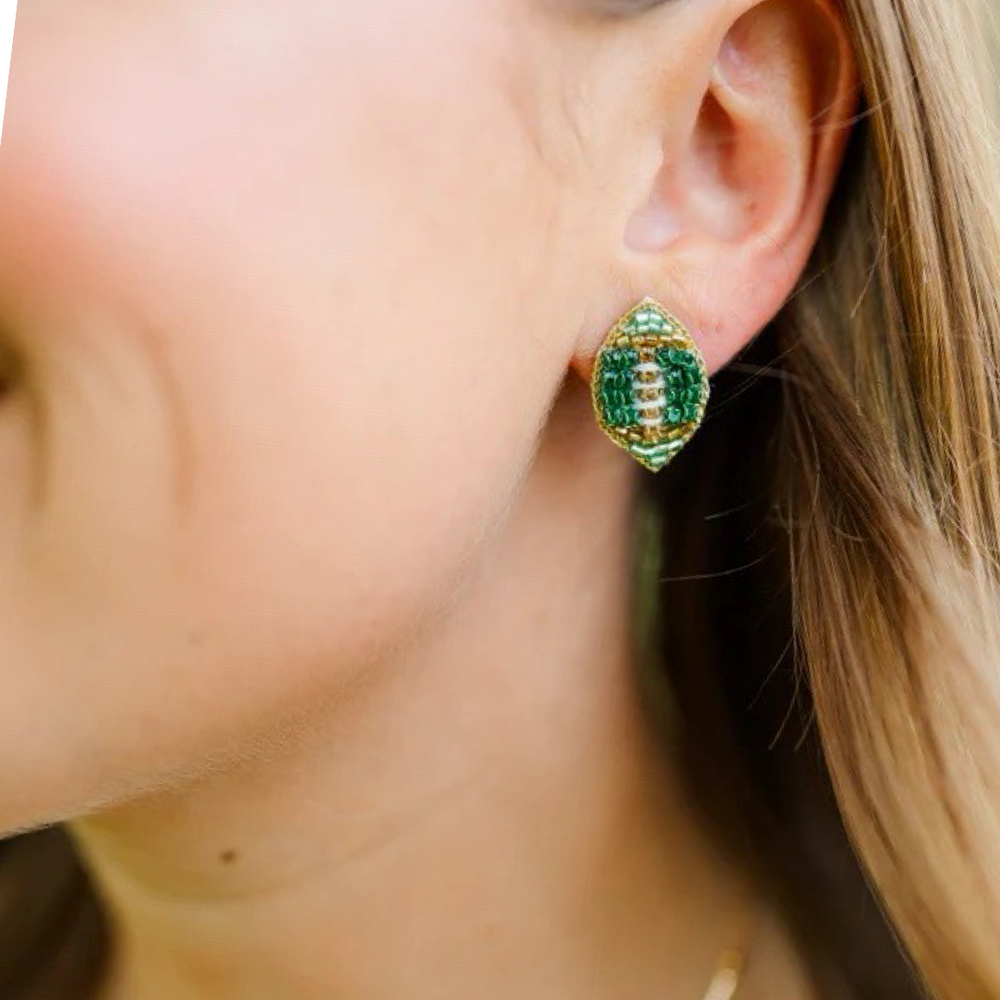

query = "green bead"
[[596, 347, 640, 428], [654, 345, 705, 427]]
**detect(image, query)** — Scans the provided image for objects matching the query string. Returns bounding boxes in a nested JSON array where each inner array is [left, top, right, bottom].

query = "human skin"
[[0, 0, 856, 997]]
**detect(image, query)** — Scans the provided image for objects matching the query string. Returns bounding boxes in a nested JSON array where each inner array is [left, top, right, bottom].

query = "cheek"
[[0, 0, 577, 829]]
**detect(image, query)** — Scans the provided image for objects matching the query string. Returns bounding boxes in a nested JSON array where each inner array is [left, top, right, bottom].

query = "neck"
[[72, 380, 756, 1000]]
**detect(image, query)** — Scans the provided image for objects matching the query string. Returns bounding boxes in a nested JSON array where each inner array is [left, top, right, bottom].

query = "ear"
[[572, 0, 859, 378]]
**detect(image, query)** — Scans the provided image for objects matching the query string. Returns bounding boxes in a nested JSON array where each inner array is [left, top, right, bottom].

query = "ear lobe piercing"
[[590, 296, 711, 473]]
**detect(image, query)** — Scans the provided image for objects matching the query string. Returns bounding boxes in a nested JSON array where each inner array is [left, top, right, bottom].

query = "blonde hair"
[[648, 1, 1000, 998], [3, 1, 1000, 998], [789, 0, 1000, 993]]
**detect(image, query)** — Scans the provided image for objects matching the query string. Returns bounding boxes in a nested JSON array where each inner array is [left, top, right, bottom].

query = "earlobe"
[[617, 0, 858, 374]]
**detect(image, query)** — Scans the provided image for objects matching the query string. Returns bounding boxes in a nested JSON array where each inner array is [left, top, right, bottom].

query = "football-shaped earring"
[[590, 296, 710, 473]]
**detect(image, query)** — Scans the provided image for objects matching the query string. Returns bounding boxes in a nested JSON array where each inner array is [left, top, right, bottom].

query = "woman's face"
[[0, 0, 629, 830], [0, 0, 853, 833]]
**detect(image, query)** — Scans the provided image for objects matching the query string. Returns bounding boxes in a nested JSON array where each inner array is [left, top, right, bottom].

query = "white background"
[[0, 0, 16, 145]]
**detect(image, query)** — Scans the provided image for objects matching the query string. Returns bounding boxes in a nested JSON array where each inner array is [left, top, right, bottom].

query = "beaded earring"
[[590, 296, 710, 473]]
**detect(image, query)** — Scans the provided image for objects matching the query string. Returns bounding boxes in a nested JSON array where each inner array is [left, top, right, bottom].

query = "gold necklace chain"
[[700, 945, 746, 1000], [698, 904, 760, 1000]]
